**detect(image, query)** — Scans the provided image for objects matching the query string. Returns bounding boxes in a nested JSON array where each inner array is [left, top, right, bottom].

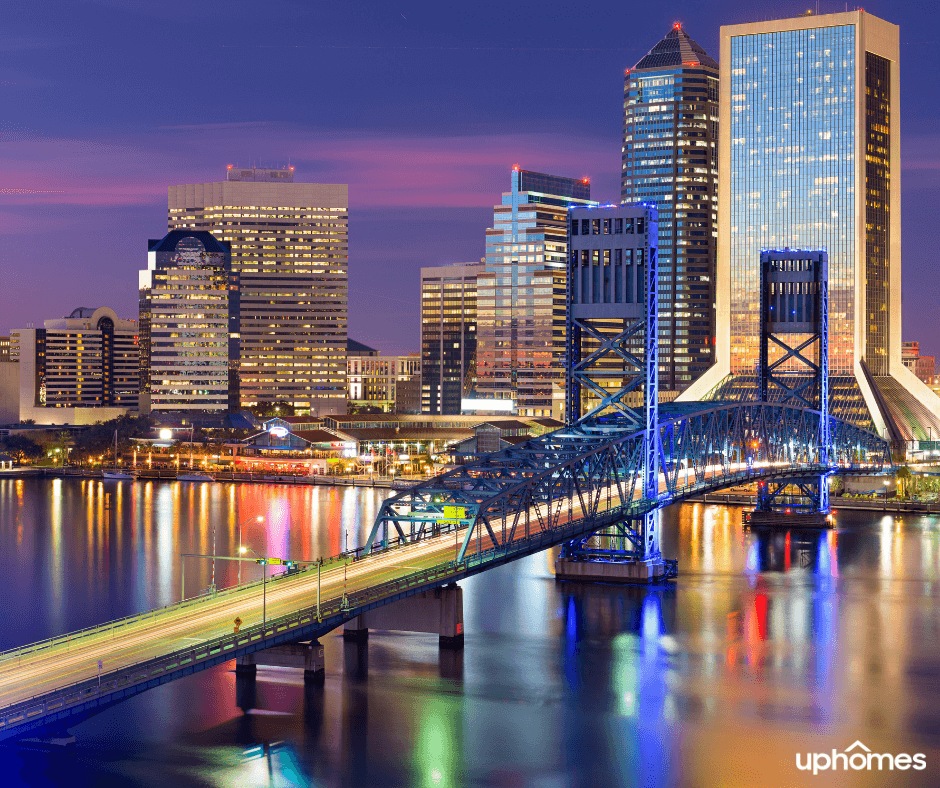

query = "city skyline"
[[3, 1, 937, 361]]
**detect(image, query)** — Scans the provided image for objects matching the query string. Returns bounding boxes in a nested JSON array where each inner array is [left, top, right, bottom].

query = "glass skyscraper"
[[475, 169, 595, 418], [682, 10, 940, 444], [622, 24, 718, 397], [421, 262, 484, 415]]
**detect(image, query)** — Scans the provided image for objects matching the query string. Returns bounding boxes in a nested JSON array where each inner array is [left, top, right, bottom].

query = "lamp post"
[[237, 515, 265, 586], [883, 479, 890, 510], [241, 544, 267, 628]]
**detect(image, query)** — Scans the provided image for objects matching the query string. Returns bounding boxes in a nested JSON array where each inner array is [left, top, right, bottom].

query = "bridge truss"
[[364, 402, 892, 564]]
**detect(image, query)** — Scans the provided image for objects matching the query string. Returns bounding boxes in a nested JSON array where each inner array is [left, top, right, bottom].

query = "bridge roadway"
[[0, 532, 462, 710], [0, 457, 850, 711], [0, 447, 887, 741]]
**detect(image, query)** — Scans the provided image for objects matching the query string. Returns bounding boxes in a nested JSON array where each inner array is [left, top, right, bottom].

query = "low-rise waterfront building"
[[12, 307, 139, 425], [346, 340, 421, 413]]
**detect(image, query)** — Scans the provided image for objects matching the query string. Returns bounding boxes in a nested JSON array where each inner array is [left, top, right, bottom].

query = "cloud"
[[0, 121, 620, 222]]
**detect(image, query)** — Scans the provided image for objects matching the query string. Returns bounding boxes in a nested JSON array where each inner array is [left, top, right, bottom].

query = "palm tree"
[[896, 465, 912, 499]]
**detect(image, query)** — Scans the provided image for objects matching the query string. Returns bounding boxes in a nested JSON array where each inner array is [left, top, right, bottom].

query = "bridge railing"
[[0, 526, 427, 668], [367, 403, 892, 559], [1, 454, 868, 732], [0, 544, 472, 735], [0, 440, 892, 738]]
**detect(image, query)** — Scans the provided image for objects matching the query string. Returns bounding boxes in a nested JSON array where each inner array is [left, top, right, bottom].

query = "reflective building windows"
[[865, 51, 891, 375], [728, 25, 856, 376]]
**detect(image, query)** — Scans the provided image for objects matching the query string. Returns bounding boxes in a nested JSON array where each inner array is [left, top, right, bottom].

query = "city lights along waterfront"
[[2, 477, 940, 787]]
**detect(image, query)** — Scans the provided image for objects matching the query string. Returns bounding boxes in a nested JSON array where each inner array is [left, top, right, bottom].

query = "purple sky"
[[2, 1, 939, 358]]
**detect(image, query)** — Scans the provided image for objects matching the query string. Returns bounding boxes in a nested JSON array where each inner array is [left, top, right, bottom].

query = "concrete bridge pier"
[[342, 584, 464, 650], [235, 640, 326, 685], [555, 514, 675, 584], [554, 556, 669, 584]]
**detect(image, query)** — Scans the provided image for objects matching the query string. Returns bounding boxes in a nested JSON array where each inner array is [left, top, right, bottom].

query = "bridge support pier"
[[555, 556, 669, 583], [746, 475, 832, 528], [556, 515, 676, 584], [236, 640, 326, 684], [341, 584, 464, 649]]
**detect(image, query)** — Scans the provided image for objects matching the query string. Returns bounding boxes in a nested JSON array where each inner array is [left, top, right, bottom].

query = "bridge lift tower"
[[749, 248, 833, 527], [555, 202, 672, 582]]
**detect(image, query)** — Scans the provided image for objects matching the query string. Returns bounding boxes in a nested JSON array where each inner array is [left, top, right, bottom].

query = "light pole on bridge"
[[240, 544, 268, 628], [237, 515, 265, 586]]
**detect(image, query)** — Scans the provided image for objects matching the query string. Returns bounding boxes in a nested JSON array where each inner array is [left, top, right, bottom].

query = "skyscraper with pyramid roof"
[[622, 24, 719, 397]]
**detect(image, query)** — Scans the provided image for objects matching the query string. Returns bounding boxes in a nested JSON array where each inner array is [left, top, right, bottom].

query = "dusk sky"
[[2, 0, 938, 357]]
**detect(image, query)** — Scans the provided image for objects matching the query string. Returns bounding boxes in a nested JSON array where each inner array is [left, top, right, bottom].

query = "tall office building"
[[140, 230, 238, 413], [476, 169, 595, 419], [622, 24, 718, 397], [682, 10, 940, 444], [168, 167, 348, 416], [421, 261, 484, 415], [13, 307, 139, 424]]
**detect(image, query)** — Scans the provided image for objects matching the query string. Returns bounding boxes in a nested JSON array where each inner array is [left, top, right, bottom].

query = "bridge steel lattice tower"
[[557, 202, 669, 580], [752, 248, 832, 523]]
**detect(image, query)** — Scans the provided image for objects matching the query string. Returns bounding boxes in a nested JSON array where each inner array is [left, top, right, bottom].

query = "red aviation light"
[[674, 21, 681, 29], [227, 164, 233, 169], [512, 164, 520, 171], [582, 178, 589, 184]]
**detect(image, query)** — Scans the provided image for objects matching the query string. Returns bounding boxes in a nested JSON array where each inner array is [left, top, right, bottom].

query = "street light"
[[237, 515, 265, 586], [241, 544, 267, 628]]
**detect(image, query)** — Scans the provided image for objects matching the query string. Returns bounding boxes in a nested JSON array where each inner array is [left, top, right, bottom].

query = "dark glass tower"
[[421, 262, 484, 415], [621, 24, 718, 397]]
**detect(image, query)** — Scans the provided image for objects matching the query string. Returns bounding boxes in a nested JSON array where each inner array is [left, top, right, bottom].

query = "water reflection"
[[0, 478, 387, 647], [1, 479, 940, 786]]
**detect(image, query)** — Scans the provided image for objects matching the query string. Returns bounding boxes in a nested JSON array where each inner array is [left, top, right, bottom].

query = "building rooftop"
[[633, 24, 717, 71], [347, 338, 379, 356], [292, 429, 344, 444], [528, 417, 564, 428], [148, 230, 230, 255], [479, 420, 531, 431], [338, 427, 473, 443]]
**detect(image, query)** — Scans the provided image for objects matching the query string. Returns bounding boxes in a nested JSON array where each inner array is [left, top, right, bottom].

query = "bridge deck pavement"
[[0, 460, 858, 715]]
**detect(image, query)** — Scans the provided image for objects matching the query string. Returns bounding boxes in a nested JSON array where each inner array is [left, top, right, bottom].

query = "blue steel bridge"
[[0, 401, 889, 743], [0, 211, 893, 741]]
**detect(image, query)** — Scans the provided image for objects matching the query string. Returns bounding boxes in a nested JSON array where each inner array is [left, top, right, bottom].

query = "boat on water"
[[176, 473, 215, 483], [103, 430, 136, 480], [103, 470, 136, 480], [176, 425, 214, 482]]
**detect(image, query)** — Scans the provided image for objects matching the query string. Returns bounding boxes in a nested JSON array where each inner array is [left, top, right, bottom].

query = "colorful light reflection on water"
[[1, 479, 940, 787]]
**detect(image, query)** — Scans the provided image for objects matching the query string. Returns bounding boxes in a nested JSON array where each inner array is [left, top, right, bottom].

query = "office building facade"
[[140, 230, 238, 413], [348, 349, 421, 413], [902, 342, 935, 384], [622, 24, 718, 397], [476, 169, 595, 419], [682, 10, 940, 444], [168, 168, 348, 416], [421, 261, 485, 415], [12, 307, 139, 425]]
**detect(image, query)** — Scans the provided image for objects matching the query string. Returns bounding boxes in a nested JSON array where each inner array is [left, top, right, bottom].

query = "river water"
[[1, 476, 940, 787]]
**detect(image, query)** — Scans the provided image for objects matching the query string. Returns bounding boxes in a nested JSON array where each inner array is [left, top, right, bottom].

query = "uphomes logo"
[[796, 741, 926, 774]]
